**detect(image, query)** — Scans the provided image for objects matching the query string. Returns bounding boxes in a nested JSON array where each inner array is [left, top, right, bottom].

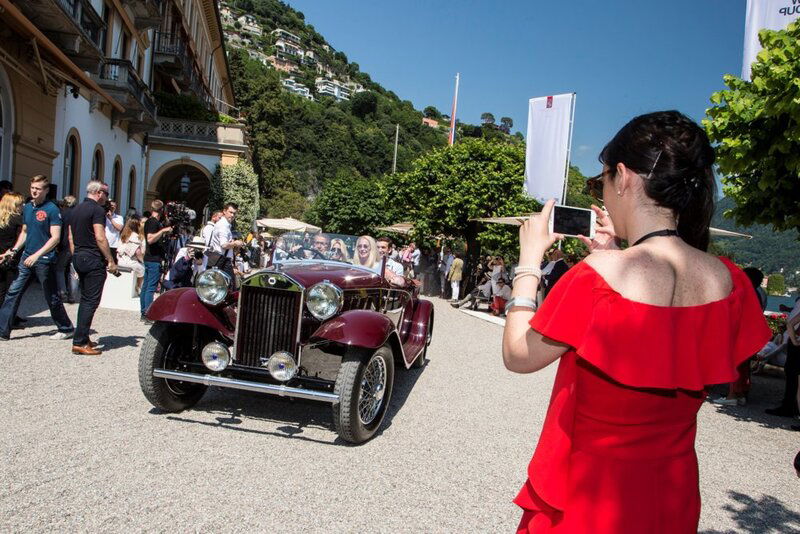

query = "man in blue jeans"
[[0, 175, 73, 341], [140, 199, 172, 322]]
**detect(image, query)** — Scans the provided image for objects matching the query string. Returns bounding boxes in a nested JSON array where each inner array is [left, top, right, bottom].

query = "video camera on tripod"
[[164, 201, 196, 237]]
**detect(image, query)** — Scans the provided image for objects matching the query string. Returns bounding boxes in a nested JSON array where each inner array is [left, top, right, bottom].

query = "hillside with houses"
[[220, 2, 375, 104]]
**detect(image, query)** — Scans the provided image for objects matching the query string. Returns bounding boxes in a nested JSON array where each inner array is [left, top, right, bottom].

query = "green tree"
[[381, 138, 538, 261], [500, 116, 513, 134], [306, 168, 385, 235], [262, 189, 309, 219], [480, 112, 495, 125], [766, 273, 786, 295], [350, 91, 377, 118], [209, 160, 259, 234], [704, 21, 800, 235], [423, 106, 442, 119]]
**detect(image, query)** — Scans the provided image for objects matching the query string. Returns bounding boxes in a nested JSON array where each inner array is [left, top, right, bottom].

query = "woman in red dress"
[[502, 111, 771, 533]]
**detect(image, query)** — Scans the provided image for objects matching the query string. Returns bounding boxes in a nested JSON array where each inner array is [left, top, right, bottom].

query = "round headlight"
[[201, 341, 231, 372], [266, 351, 297, 381], [196, 268, 230, 305], [306, 282, 343, 321]]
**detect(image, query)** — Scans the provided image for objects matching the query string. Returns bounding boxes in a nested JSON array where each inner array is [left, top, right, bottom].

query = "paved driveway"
[[1, 290, 798, 532]]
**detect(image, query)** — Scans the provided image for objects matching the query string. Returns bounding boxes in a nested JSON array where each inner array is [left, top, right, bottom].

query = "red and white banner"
[[524, 93, 575, 204], [742, 0, 800, 80]]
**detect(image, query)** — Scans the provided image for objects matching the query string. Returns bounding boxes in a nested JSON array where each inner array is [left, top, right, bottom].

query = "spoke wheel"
[[333, 344, 395, 444], [358, 354, 387, 425], [139, 322, 206, 412]]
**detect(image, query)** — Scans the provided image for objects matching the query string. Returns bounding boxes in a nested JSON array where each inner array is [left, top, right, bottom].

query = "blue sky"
[[287, 0, 745, 175]]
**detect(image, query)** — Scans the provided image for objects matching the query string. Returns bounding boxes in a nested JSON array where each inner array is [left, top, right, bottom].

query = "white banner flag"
[[524, 93, 575, 204], [742, 0, 800, 80]]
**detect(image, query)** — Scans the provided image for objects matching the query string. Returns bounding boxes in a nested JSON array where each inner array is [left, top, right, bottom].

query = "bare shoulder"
[[584, 246, 732, 306]]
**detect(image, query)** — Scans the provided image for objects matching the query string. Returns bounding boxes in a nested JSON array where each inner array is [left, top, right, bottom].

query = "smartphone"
[[548, 205, 596, 239]]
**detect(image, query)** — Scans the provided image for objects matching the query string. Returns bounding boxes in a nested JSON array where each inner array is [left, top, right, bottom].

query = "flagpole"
[[561, 93, 577, 205], [448, 73, 460, 146]]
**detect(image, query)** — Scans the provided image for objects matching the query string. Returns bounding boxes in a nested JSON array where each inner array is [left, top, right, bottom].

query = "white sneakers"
[[50, 331, 74, 340]]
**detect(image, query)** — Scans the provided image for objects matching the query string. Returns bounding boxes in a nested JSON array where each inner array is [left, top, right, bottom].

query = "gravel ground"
[[1, 288, 799, 533]]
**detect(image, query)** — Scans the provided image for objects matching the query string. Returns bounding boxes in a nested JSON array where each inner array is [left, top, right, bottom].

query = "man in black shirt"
[[68, 181, 118, 355], [140, 199, 172, 321]]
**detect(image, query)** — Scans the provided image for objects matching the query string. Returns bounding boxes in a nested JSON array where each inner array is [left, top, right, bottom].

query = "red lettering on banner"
[[35, 210, 47, 222], [546, 96, 553, 108]]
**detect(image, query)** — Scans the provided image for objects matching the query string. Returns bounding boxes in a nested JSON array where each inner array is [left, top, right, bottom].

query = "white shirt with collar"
[[105, 213, 124, 248], [201, 221, 216, 246], [209, 217, 234, 258]]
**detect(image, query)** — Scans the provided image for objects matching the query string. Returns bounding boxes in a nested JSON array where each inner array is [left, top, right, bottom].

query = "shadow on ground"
[[158, 361, 427, 446], [705, 375, 795, 430], [98, 334, 143, 350], [700, 490, 800, 533]]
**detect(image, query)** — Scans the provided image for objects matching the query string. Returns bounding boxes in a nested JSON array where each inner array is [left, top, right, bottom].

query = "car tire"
[[138, 322, 206, 412], [332, 345, 394, 444], [411, 312, 433, 368]]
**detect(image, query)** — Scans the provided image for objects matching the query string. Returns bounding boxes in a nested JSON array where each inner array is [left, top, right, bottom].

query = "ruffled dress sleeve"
[[513, 258, 772, 515]]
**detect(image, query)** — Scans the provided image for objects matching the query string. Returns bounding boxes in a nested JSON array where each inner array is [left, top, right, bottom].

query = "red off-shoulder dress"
[[514, 257, 771, 533]]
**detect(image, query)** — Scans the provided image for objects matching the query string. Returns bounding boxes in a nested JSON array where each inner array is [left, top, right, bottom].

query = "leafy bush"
[[155, 92, 217, 122], [767, 273, 786, 296], [209, 161, 259, 234]]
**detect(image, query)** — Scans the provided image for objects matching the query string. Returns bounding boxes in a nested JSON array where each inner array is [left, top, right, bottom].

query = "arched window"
[[112, 158, 121, 202], [91, 147, 103, 181], [127, 166, 136, 211], [64, 136, 79, 196]]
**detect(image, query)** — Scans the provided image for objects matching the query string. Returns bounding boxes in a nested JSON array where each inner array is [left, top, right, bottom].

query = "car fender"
[[311, 310, 396, 351], [146, 288, 234, 338], [401, 298, 433, 365]]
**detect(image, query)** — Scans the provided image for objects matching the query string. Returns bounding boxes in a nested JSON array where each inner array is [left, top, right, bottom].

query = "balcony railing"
[[155, 118, 217, 141], [55, 0, 104, 46], [154, 118, 247, 146], [97, 58, 157, 119], [155, 31, 185, 57]]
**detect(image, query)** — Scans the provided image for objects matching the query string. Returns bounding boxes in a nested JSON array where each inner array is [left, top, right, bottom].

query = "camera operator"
[[208, 202, 243, 285], [163, 242, 205, 290], [140, 200, 172, 322], [104, 200, 123, 262], [68, 180, 118, 355]]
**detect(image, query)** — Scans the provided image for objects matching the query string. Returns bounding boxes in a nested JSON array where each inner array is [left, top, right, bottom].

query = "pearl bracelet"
[[513, 272, 541, 283]]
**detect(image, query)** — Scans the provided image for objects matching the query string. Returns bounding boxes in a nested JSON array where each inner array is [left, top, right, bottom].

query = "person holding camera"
[[104, 200, 123, 262], [208, 202, 243, 284], [140, 200, 172, 321], [68, 181, 118, 355]]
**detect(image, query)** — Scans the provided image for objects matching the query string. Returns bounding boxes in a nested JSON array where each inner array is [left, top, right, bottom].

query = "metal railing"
[[55, 0, 104, 47], [98, 58, 157, 118], [154, 31, 185, 57]]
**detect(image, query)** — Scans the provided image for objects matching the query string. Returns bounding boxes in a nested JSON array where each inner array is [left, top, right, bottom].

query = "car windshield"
[[269, 231, 375, 268]]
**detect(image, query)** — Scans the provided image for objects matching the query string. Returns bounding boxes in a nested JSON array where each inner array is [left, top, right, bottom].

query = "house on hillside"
[[422, 118, 439, 128], [275, 37, 303, 57], [283, 78, 314, 100], [237, 15, 262, 36], [316, 78, 351, 101], [271, 28, 301, 44], [268, 55, 301, 74], [316, 63, 335, 78]]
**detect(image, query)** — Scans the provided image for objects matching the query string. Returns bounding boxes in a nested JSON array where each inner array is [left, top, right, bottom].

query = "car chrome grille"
[[235, 285, 301, 367]]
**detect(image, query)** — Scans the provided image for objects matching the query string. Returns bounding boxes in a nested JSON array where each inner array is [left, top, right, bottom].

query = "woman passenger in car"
[[329, 238, 350, 263], [353, 235, 379, 272]]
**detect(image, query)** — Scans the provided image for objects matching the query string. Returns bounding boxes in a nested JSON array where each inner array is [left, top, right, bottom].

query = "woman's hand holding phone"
[[578, 204, 619, 252], [519, 199, 564, 265]]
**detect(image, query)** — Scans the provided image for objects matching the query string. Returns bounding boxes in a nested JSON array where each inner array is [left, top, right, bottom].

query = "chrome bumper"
[[152, 369, 339, 403]]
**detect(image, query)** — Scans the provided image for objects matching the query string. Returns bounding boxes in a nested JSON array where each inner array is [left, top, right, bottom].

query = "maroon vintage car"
[[138, 232, 434, 443]]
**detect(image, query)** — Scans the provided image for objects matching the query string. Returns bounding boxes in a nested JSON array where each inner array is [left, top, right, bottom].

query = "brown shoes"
[[72, 343, 102, 356]]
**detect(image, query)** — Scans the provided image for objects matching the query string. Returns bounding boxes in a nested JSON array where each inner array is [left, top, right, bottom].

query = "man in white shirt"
[[104, 200, 124, 262], [208, 203, 244, 283], [201, 211, 222, 246], [376, 237, 406, 286]]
